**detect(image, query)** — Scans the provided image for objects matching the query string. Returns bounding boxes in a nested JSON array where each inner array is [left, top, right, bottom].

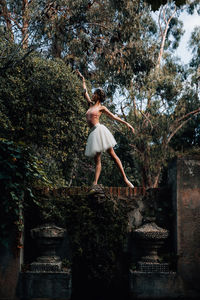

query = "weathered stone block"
[[0, 229, 22, 300], [17, 271, 71, 299], [129, 270, 184, 299], [168, 157, 200, 292]]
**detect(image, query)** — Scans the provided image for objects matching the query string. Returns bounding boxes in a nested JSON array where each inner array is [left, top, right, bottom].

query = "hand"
[[127, 123, 135, 134]]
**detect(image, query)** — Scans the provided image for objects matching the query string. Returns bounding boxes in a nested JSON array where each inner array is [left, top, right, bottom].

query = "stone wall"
[[129, 156, 200, 299], [1, 157, 200, 300], [169, 156, 200, 295], [0, 186, 145, 300], [0, 230, 23, 300]]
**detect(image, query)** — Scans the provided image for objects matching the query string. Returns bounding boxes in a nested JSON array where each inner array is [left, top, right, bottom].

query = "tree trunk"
[[52, 22, 62, 58], [22, 0, 29, 49], [153, 166, 163, 188], [156, 4, 176, 69], [0, 0, 14, 41]]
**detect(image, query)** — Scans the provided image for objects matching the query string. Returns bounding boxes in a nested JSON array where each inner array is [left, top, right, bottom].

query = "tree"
[[0, 1, 157, 90], [169, 25, 200, 152], [100, 2, 200, 188], [0, 39, 88, 186], [1, 1, 200, 188], [0, 0, 36, 49]]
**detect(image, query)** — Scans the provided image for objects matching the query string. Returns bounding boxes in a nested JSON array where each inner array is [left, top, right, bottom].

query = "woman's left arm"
[[101, 106, 135, 134]]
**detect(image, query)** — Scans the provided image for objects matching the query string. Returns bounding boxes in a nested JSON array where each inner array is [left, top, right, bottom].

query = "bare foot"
[[125, 178, 134, 188]]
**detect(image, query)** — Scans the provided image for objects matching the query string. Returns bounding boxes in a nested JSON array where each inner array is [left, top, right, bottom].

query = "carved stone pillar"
[[133, 222, 169, 272], [30, 224, 66, 272]]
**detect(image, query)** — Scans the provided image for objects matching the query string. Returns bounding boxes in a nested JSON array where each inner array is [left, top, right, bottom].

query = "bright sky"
[[175, 10, 200, 64]]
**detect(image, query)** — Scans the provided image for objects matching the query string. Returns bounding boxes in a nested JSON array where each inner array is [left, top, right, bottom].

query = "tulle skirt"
[[85, 123, 117, 157]]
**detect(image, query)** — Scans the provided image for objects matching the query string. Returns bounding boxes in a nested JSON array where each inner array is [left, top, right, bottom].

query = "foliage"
[[24, 186, 176, 293], [186, 0, 200, 14], [144, 0, 187, 11], [71, 1, 199, 188], [0, 139, 49, 248], [0, 41, 88, 186], [159, 24, 200, 156], [93, 2, 200, 188], [141, 188, 173, 228], [24, 188, 130, 294], [108, 57, 200, 188], [0, 1, 200, 189], [0, 0, 157, 92], [65, 194, 128, 283]]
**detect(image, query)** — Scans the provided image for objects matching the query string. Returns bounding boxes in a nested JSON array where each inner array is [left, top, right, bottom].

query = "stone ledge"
[[129, 270, 200, 299], [17, 272, 71, 299], [130, 270, 181, 299], [38, 186, 146, 198]]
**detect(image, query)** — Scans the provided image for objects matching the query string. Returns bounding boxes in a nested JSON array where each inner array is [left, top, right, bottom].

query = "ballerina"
[[77, 70, 135, 188]]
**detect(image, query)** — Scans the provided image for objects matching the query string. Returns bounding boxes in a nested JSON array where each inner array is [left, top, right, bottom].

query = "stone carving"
[[18, 224, 71, 299], [133, 222, 169, 272], [133, 222, 168, 241], [30, 224, 66, 272]]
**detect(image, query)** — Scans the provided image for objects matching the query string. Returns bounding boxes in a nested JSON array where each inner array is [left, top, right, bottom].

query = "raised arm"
[[76, 70, 92, 105], [101, 106, 135, 134]]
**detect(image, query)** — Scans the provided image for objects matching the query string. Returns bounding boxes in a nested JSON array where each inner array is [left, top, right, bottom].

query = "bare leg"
[[93, 152, 101, 185], [107, 147, 134, 188]]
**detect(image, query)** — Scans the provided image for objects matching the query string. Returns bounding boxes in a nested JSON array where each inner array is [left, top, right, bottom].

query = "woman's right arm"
[[77, 70, 92, 105]]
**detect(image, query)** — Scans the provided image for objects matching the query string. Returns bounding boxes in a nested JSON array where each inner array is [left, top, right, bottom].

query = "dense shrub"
[[0, 45, 88, 186]]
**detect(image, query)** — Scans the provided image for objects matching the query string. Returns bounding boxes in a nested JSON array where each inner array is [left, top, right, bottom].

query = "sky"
[[175, 10, 199, 64]]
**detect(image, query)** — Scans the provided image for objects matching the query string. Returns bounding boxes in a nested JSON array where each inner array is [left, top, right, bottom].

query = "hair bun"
[[95, 88, 106, 102]]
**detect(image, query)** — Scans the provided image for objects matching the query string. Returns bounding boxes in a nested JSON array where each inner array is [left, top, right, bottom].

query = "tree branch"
[[158, 5, 163, 37], [120, 103, 128, 122], [7, 14, 22, 30], [129, 143, 143, 155], [86, 22, 112, 33], [163, 4, 167, 25], [0, 0, 14, 38], [167, 109, 200, 144], [140, 111, 153, 130], [174, 107, 200, 125]]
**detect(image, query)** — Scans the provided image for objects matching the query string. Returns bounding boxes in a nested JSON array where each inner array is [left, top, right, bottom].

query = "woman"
[[77, 70, 135, 188]]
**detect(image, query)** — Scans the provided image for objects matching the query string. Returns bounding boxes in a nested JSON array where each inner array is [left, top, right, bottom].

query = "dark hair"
[[94, 88, 106, 102]]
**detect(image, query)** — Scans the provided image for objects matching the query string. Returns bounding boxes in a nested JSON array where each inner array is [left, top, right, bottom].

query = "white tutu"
[[85, 123, 117, 157]]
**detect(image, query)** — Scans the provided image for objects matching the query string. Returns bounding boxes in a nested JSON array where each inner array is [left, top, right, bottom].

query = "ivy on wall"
[[23, 188, 130, 298], [0, 139, 50, 248]]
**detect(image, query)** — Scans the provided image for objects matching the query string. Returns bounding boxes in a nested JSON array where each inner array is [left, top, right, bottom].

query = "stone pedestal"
[[17, 271, 71, 299], [17, 224, 72, 299], [130, 222, 172, 298], [30, 224, 66, 272], [129, 270, 185, 299], [132, 222, 169, 272]]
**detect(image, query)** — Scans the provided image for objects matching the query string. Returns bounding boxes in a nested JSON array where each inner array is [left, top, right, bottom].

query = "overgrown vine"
[[0, 138, 50, 248]]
